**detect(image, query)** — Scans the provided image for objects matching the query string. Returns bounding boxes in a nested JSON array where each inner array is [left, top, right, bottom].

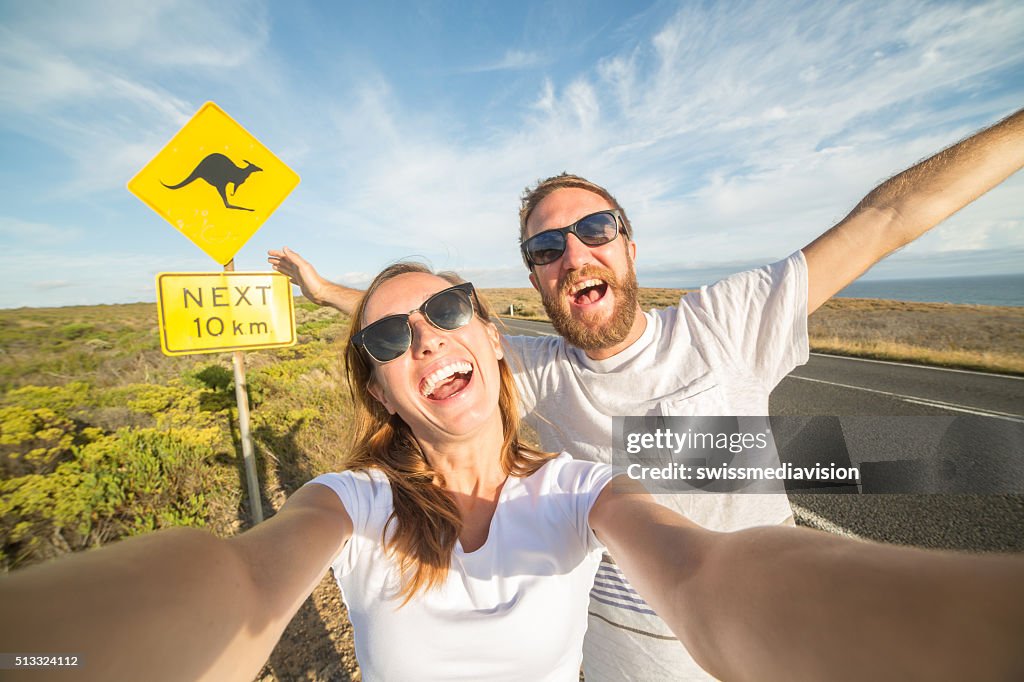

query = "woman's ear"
[[486, 321, 503, 360], [367, 378, 396, 415]]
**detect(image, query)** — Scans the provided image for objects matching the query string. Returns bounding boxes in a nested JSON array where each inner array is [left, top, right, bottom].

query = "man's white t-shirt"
[[308, 453, 613, 681], [503, 252, 810, 681]]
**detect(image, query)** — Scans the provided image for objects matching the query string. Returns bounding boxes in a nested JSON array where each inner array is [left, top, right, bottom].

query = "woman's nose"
[[409, 314, 445, 356]]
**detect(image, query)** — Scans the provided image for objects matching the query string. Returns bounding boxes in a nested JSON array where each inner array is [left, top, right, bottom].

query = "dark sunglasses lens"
[[362, 316, 412, 362], [526, 231, 567, 265], [575, 213, 619, 244], [425, 289, 474, 330]]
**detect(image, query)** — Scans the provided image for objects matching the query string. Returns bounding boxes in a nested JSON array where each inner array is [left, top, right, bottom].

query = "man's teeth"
[[420, 361, 473, 397], [569, 278, 605, 296]]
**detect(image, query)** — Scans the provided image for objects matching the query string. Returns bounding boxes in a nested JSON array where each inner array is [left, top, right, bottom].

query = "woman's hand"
[[0, 484, 352, 682]]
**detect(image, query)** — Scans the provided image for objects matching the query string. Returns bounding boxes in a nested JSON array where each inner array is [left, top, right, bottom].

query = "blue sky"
[[1, 0, 1022, 308]]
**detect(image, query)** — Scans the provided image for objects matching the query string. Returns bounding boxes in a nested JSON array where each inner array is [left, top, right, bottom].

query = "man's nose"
[[560, 232, 594, 270]]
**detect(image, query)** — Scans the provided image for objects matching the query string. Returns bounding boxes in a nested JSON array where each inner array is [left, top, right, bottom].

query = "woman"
[[1, 263, 1023, 682], [317, 262, 612, 679]]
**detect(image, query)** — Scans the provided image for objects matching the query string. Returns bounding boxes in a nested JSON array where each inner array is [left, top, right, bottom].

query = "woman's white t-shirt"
[[307, 453, 614, 681]]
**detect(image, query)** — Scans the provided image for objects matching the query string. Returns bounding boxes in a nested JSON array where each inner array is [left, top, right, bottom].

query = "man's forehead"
[[526, 187, 613, 236]]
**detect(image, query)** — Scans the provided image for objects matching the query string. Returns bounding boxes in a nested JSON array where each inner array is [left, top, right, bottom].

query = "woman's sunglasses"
[[352, 282, 478, 364], [520, 209, 625, 267]]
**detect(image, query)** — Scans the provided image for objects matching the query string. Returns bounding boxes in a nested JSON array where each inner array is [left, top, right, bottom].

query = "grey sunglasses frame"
[[352, 282, 479, 364]]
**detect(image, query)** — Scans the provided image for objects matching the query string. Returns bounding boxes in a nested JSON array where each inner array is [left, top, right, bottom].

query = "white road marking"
[[810, 352, 1023, 380], [789, 375, 1024, 423], [791, 503, 866, 540]]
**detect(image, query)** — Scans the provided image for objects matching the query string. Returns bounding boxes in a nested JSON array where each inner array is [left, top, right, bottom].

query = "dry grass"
[[480, 288, 1024, 375], [808, 298, 1024, 374]]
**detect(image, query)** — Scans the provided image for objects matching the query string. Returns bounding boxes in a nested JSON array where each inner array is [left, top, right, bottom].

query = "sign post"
[[225, 260, 263, 524], [129, 102, 300, 525]]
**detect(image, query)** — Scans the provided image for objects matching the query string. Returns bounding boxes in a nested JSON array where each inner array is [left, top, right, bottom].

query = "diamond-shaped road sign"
[[128, 102, 300, 265]]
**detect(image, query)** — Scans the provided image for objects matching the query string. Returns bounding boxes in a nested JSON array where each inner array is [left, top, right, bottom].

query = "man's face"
[[524, 188, 640, 351]]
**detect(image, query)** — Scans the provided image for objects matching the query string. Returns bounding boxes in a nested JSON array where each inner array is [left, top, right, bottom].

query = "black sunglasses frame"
[[352, 282, 479, 364], [520, 209, 626, 268]]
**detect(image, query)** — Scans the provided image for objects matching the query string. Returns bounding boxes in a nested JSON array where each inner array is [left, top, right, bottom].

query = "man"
[[270, 107, 1023, 680]]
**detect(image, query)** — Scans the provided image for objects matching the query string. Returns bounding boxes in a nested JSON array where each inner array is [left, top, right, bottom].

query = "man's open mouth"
[[568, 278, 609, 306], [419, 361, 474, 400]]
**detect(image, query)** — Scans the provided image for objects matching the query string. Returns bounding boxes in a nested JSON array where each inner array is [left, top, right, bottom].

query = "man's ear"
[[628, 239, 637, 263], [366, 379, 396, 415], [528, 271, 540, 292]]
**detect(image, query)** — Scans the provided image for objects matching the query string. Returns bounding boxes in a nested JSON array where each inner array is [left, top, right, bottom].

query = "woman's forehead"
[[363, 272, 452, 323]]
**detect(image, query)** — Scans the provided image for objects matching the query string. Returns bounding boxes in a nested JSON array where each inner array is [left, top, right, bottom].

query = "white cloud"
[[0, 217, 83, 244], [467, 49, 545, 73], [33, 280, 74, 290], [3, 0, 1023, 308], [0, 1, 270, 199]]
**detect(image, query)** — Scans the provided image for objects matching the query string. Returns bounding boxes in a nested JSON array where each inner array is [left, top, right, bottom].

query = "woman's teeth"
[[420, 361, 473, 398]]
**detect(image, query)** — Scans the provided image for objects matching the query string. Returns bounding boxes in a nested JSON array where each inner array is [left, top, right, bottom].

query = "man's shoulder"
[[501, 331, 566, 360]]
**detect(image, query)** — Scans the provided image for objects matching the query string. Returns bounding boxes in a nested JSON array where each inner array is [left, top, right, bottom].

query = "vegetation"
[[1, 300, 358, 679]]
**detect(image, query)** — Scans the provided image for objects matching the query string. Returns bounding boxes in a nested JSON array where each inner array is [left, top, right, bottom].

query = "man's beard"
[[541, 258, 639, 352]]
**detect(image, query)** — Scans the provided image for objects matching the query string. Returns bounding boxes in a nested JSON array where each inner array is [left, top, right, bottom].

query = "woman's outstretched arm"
[[0, 484, 351, 682], [589, 480, 1024, 682]]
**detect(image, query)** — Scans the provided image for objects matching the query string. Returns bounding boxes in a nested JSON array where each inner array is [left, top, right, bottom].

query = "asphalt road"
[[499, 316, 1024, 552]]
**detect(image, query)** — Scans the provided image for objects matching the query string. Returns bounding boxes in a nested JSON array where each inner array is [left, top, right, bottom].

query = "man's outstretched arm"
[[268, 246, 363, 315], [803, 107, 1024, 313]]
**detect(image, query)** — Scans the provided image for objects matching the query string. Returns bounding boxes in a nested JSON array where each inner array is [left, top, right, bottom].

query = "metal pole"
[[225, 259, 263, 524]]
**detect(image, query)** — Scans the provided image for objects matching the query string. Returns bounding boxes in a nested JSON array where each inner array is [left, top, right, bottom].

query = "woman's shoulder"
[[305, 467, 394, 511], [523, 452, 613, 495]]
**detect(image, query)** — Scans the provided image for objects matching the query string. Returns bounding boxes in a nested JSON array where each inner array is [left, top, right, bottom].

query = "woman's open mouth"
[[419, 361, 474, 401]]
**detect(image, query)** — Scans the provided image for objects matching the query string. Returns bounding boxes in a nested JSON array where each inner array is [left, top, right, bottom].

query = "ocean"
[[835, 273, 1024, 307]]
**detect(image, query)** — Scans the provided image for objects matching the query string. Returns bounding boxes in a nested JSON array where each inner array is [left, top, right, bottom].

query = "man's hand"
[[803, 107, 1024, 313], [267, 247, 363, 314]]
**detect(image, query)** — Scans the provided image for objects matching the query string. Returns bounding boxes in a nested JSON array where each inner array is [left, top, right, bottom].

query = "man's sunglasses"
[[521, 209, 626, 267], [352, 282, 478, 364]]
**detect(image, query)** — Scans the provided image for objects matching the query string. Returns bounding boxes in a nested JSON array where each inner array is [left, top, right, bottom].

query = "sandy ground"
[[257, 574, 360, 681]]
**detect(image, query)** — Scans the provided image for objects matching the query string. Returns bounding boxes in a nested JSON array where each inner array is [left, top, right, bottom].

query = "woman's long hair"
[[343, 262, 554, 603]]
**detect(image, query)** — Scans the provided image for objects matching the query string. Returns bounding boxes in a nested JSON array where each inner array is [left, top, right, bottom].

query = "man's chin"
[[548, 302, 630, 351], [542, 261, 640, 352]]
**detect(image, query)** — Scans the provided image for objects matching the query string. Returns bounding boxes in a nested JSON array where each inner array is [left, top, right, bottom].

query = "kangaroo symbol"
[[162, 153, 263, 212]]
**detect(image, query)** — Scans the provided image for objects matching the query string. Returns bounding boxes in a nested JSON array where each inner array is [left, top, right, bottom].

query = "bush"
[[0, 426, 234, 571]]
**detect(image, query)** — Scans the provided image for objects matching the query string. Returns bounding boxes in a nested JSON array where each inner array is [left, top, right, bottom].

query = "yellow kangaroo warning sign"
[[128, 102, 300, 264], [156, 272, 296, 356]]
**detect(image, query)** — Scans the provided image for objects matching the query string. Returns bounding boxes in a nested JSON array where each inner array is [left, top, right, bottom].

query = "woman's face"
[[361, 272, 505, 443]]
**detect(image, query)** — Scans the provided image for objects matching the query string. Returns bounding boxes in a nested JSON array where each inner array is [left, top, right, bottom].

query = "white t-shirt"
[[503, 252, 810, 681], [307, 453, 614, 681]]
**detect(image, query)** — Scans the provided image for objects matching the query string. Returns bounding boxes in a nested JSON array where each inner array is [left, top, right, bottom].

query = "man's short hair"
[[518, 173, 634, 246]]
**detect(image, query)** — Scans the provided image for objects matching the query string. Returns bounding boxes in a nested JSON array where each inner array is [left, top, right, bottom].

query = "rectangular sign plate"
[[155, 272, 296, 356]]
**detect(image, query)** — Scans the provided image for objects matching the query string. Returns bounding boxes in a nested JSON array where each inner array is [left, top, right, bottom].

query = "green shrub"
[[1, 426, 235, 571]]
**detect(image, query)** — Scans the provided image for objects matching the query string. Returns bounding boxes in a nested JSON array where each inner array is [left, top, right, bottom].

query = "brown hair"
[[518, 173, 634, 249], [342, 262, 554, 604]]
